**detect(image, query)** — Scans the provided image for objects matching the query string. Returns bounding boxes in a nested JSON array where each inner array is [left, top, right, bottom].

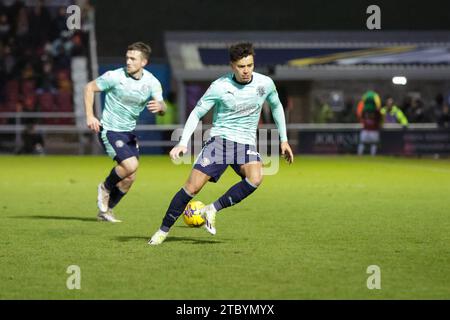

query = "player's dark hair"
[[127, 42, 151, 60], [229, 42, 255, 62]]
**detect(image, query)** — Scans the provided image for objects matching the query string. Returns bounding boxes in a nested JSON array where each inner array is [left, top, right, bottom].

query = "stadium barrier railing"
[[1, 115, 447, 156]]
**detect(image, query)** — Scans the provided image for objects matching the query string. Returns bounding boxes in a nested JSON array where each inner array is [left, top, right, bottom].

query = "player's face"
[[126, 50, 147, 75], [231, 55, 254, 83]]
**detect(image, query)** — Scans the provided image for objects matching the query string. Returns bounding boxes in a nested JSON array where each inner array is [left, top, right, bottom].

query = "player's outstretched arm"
[[281, 141, 294, 164], [266, 79, 291, 162], [171, 102, 210, 161], [84, 80, 102, 133], [169, 108, 204, 161], [168, 82, 216, 161]]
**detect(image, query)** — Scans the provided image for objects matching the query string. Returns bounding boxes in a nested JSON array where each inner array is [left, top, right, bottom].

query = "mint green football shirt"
[[179, 72, 288, 146], [96, 67, 163, 131]]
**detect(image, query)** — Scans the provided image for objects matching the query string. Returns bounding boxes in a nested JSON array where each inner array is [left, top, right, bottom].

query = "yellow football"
[[183, 200, 206, 227]]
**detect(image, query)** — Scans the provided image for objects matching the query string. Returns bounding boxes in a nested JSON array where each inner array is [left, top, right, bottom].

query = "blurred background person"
[[381, 96, 409, 128], [17, 122, 45, 155], [156, 91, 177, 125], [405, 96, 430, 123], [437, 105, 450, 128], [436, 95, 450, 129], [313, 96, 334, 123], [433, 93, 450, 129], [357, 90, 382, 156]]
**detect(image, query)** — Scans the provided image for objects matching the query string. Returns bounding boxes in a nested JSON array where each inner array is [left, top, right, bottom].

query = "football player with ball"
[[149, 42, 293, 245]]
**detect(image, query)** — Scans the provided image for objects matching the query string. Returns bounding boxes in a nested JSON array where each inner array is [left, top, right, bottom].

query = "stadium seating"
[[0, 3, 87, 128]]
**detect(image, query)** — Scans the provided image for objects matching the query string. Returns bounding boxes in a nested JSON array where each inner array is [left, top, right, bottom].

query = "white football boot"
[[148, 229, 168, 245], [97, 208, 122, 223], [97, 183, 110, 213], [200, 204, 217, 235]]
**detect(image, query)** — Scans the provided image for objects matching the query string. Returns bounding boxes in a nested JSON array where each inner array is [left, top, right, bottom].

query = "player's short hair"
[[127, 42, 151, 60], [229, 42, 255, 62]]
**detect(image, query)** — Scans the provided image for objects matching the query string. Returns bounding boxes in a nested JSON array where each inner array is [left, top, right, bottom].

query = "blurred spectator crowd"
[[313, 92, 450, 128], [0, 0, 90, 125]]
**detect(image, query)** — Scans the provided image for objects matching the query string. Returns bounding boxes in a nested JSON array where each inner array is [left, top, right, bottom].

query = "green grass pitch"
[[0, 155, 449, 299]]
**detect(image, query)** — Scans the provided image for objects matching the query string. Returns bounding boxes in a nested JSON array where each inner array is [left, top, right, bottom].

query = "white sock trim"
[[182, 187, 195, 198], [209, 203, 218, 213], [244, 178, 258, 189]]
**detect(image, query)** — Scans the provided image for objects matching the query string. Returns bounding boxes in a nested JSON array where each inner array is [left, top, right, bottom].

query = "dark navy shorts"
[[98, 128, 139, 163], [193, 137, 261, 183]]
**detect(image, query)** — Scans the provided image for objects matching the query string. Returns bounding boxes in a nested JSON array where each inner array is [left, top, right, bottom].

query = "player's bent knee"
[[120, 158, 139, 175], [184, 183, 202, 196], [127, 162, 139, 174]]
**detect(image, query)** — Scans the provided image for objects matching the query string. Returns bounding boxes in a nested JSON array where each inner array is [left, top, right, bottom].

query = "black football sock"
[[108, 187, 126, 209], [104, 167, 123, 191], [160, 188, 194, 232], [213, 178, 257, 211]]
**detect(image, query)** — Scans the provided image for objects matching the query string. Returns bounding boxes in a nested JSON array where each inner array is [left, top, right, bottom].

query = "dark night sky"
[[94, 0, 450, 58]]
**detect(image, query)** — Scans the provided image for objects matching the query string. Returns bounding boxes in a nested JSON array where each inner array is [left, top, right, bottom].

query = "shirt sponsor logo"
[[121, 94, 142, 105], [234, 103, 260, 116]]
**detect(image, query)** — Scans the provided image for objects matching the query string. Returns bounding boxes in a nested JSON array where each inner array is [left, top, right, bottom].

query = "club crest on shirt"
[[115, 140, 125, 148], [256, 86, 266, 97], [200, 157, 211, 167], [141, 84, 151, 92]]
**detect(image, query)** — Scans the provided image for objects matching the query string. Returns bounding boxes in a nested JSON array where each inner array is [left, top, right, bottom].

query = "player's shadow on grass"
[[115, 235, 224, 245], [166, 236, 224, 245], [11, 215, 98, 222]]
